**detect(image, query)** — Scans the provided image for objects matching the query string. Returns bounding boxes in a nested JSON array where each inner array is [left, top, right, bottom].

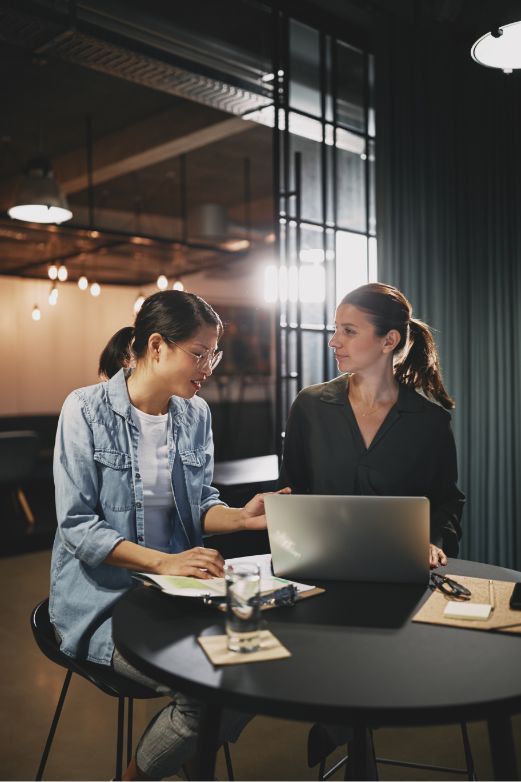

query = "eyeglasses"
[[169, 340, 223, 371], [430, 573, 471, 600]]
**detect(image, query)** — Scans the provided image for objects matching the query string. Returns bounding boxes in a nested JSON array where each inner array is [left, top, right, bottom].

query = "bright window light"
[[336, 232, 371, 303], [299, 265, 325, 303], [264, 263, 325, 303], [264, 265, 278, 303]]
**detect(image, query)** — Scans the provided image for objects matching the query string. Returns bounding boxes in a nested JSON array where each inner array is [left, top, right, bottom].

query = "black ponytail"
[[394, 318, 454, 409], [98, 326, 134, 380]]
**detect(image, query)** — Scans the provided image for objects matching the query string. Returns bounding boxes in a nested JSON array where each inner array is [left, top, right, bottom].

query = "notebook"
[[265, 494, 430, 584]]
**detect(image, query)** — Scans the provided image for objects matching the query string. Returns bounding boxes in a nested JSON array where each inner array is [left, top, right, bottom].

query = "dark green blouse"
[[279, 375, 464, 555]]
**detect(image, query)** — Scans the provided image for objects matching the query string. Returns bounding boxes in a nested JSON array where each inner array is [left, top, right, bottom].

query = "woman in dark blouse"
[[280, 282, 464, 566]]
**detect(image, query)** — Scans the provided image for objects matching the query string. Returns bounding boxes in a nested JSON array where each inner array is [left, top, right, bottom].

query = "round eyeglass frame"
[[168, 339, 223, 371]]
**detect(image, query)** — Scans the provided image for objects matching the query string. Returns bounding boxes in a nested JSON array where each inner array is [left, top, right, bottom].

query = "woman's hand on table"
[[429, 544, 447, 569], [239, 486, 292, 530], [157, 547, 225, 579]]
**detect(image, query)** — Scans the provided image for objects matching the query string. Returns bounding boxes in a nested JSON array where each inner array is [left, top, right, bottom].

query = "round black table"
[[113, 559, 521, 780]]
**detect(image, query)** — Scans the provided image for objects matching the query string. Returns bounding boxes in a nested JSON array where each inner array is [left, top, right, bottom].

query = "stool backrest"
[[0, 430, 39, 483]]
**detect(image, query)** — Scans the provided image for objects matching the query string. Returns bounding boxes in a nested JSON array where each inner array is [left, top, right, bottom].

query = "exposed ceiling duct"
[[0, 1, 272, 116]]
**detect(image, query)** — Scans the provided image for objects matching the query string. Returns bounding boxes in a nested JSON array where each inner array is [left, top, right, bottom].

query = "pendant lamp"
[[8, 157, 73, 224], [471, 21, 521, 73]]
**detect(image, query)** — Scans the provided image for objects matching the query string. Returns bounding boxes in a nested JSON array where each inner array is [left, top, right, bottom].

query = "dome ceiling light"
[[471, 21, 521, 74], [8, 157, 73, 224]]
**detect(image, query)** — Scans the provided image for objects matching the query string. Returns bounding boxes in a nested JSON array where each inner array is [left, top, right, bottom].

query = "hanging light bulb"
[[156, 274, 168, 290], [48, 284, 58, 306], [77, 275, 88, 290], [57, 264, 68, 282], [172, 280, 184, 291], [90, 282, 101, 297], [32, 304, 41, 321], [48, 264, 58, 280], [134, 292, 146, 313]]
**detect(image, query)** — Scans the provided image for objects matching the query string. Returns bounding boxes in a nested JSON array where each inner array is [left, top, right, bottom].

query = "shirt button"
[[136, 501, 142, 509], [138, 535, 144, 542], [135, 472, 141, 480]]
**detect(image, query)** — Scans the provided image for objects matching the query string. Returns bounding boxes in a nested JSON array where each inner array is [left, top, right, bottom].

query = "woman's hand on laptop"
[[429, 544, 447, 569], [240, 487, 292, 530]]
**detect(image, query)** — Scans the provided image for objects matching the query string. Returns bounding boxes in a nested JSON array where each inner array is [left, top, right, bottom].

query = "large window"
[[265, 16, 376, 450]]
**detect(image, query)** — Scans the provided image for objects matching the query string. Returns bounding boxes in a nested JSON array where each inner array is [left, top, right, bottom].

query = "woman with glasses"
[[51, 290, 282, 781]]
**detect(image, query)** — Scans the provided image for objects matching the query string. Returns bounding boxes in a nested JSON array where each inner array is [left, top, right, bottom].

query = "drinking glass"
[[225, 563, 261, 653]]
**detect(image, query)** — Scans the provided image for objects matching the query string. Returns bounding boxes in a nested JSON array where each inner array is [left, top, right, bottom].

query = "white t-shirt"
[[131, 405, 174, 552]]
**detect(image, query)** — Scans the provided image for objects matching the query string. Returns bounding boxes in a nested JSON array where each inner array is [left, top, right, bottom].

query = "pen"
[[489, 579, 495, 612]]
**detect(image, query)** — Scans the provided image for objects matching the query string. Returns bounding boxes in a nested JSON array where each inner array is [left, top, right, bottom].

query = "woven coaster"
[[198, 630, 291, 665]]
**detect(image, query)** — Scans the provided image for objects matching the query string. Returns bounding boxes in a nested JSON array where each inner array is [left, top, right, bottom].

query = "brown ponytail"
[[395, 318, 454, 409], [340, 283, 455, 410]]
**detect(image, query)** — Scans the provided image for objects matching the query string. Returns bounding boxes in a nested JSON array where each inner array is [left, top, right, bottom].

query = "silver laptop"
[[265, 494, 430, 584]]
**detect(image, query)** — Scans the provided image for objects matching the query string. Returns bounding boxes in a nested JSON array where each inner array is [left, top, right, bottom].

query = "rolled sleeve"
[[429, 417, 465, 555], [54, 392, 124, 568]]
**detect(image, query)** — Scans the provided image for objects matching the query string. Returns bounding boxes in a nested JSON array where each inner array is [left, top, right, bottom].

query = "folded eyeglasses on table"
[[203, 583, 298, 608], [430, 573, 472, 600]]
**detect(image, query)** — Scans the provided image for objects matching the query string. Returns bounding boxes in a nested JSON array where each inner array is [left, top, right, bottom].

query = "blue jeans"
[[113, 649, 250, 779]]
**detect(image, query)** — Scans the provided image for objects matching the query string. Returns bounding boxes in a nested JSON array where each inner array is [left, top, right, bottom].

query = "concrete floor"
[[1, 549, 520, 781]]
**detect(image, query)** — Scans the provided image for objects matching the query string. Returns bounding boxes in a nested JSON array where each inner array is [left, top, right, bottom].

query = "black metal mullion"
[[282, 215, 369, 236], [331, 35, 339, 382], [363, 49, 371, 280], [319, 30, 328, 383], [277, 103, 368, 139], [282, 12, 292, 430], [295, 151, 303, 392], [272, 5, 283, 460]]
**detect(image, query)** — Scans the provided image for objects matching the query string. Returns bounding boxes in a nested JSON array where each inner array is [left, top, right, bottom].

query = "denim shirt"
[[50, 368, 224, 665]]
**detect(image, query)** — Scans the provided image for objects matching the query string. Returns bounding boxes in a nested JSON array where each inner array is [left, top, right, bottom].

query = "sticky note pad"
[[444, 602, 492, 621]]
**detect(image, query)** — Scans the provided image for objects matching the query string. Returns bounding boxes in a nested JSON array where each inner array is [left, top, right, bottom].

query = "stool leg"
[[17, 487, 35, 525], [115, 697, 125, 780], [36, 669, 72, 781], [127, 699, 134, 766], [460, 722, 477, 781], [223, 741, 234, 781]]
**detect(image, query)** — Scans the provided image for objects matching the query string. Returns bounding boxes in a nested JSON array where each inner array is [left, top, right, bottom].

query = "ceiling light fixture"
[[156, 274, 168, 290], [172, 280, 184, 291], [78, 275, 88, 290], [8, 157, 73, 224], [48, 264, 58, 280], [32, 304, 41, 321], [90, 282, 101, 297], [134, 292, 146, 313], [471, 21, 521, 73], [48, 284, 58, 306], [57, 264, 68, 282]]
